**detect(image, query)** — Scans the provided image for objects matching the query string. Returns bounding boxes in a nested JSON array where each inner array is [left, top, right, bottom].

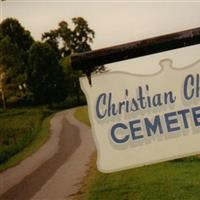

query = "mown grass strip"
[[74, 106, 200, 200]]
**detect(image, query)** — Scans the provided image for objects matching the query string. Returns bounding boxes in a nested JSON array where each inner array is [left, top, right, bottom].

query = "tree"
[[42, 17, 95, 56], [42, 17, 104, 104], [27, 42, 66, 104], [0, 18, 33, 51], [0, 67, 6, 109], [0, 36, 27, 105], [0, 18, 34, 72], [70, 17, 95, 53], [41, 30, 61, 59], [60, 56, 83, 104], [0, 18, 34, 106]]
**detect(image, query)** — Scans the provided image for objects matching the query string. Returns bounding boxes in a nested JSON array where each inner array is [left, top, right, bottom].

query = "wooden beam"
[[71, 26, 200, 71]]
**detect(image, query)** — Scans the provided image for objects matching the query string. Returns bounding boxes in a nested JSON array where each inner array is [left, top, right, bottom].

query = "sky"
[[1, 0, 200, 73]]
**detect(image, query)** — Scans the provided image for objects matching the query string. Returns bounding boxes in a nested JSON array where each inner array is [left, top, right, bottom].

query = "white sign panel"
[[80, 58, 200, 173]]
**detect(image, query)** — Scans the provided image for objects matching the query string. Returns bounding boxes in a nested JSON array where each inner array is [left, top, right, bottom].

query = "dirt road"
[[0, 108, 95, 200]]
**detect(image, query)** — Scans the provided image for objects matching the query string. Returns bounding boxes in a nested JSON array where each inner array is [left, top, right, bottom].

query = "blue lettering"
[[184, 74, 194, 100], [164, 112, 180, 132], [144, 115, 163, 136], [129, 119, 143, 140], [192, 106, 200, 127], [111, 123, 129, 144], [96, 93, 107, 119], [177, 109, 190, 128]]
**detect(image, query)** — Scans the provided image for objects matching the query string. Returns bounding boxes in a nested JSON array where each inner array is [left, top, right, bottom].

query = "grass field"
[[75, 106, 200, 200], [0, 107, 54, 172]]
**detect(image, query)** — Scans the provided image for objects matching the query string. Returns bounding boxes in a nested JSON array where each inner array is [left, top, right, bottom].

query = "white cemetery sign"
[[80, 57, 200, 173]]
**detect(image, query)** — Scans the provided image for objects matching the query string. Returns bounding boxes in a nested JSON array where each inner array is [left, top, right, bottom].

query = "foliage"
[[27, 42, 66, 104], [43, 17, 103, 104], [0, 37, 26, 99], [0, 18, 34, 105], [60, 56, 85, 104], [40, 29, 61, 59], [42, 17, 95, 56], [0, 18, 33, 51]]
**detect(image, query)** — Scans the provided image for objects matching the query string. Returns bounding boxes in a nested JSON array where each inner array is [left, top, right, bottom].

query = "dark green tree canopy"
[[42, 17, 95, 57], [0, 18, 34, 104], [27, 42, 66, 104], [0, 18, 33, 51], [71, 17, 95, 52]]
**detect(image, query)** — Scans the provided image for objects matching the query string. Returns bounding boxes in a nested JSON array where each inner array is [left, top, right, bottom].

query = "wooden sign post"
[[71, 27, 200, 71]]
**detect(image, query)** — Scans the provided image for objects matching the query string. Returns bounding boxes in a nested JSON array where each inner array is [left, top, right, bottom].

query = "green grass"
[[74, 106, 200, 200], [74, 106, 90, 126], [0, 107, 54, 172]]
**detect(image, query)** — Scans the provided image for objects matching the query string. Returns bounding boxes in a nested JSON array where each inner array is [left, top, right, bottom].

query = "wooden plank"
[[71, 27, 200, 71]]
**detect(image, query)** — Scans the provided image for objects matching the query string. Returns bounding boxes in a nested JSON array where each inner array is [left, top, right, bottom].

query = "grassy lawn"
[[0, 107, 54, 172], [74, 106, 200, 200], [74, 106, 90, 126]]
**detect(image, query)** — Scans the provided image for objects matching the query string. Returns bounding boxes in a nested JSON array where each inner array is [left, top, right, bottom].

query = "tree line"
[[0, 17, 102, 108]]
